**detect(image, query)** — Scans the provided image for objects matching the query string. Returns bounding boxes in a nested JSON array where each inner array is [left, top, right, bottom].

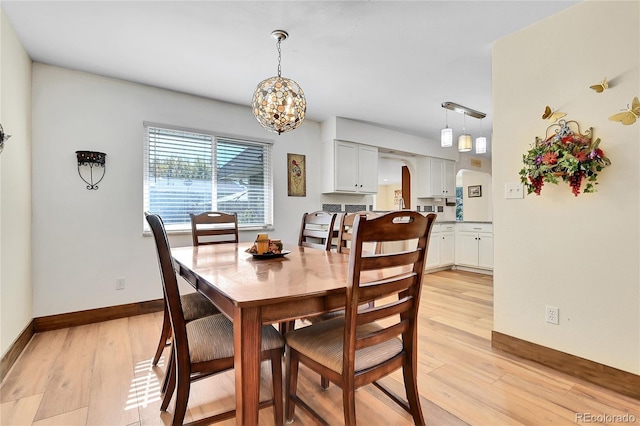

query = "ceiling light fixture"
[[441, 109, 453, 147], [251, 30, 307, 135], [475, 118, 487, 154], [441, 102, 486, 152], [458, 113, 472, 152]]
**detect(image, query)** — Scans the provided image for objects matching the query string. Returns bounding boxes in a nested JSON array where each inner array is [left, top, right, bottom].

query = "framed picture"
[[468, 185, 482, 198], [287, 153, 306, 197]]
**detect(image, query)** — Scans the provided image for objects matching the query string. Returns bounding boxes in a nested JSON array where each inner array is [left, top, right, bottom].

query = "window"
[[143, 123, 273, 232]]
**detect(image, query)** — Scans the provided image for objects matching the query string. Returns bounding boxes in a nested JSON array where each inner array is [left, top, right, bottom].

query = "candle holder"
[[76, 151, 106, 190]]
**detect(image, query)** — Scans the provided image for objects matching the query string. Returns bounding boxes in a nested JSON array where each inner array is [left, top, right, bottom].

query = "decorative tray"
[[249, 250, 291, 259]]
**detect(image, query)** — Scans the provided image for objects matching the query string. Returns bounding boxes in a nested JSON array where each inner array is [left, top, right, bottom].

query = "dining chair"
[[336, 210, 382, 255], [146, 213, 284, 425], [190, 211, 239, 246], [285, 211, 436, 425], [298, 210, 337, 250], [150, 211, 230, 366]]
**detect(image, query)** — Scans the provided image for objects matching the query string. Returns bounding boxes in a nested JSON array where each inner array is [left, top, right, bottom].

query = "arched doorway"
[[456, 169, 492, 222]]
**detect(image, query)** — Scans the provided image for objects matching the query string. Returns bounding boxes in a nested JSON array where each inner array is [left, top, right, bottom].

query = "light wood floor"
[[1, 270, 638, 425]]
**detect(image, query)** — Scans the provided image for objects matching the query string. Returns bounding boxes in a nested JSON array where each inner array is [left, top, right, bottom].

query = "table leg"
[[234, 306, 261, 426]]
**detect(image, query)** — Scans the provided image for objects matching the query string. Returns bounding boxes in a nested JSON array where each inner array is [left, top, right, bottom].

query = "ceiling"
[[3, 1, 579, 157]]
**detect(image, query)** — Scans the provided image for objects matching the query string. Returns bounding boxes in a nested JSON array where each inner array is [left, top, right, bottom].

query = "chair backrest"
[[342, 211, 436, 378], [336, 211, 381, 255], [145, 213, 190, 367], [298, 211, 337, 251], [190, 211, 239, 246]]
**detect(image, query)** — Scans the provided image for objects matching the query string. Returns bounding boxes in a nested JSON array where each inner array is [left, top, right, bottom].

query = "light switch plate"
[[505, 183, 524, 199]]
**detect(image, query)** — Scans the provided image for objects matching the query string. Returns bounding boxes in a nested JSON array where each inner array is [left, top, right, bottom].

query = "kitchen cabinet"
[[455, 223, 493, 269], [417, 157, 456, 198], [425, 223, 455, 269], [322, 140, 378, 194]]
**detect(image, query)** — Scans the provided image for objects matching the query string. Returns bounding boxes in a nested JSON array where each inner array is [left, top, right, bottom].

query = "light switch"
[[505, 182, 524, 199]]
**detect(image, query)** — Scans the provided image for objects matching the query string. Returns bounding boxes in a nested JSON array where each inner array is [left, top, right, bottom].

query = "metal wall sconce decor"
[[76, 150, 106, 190], [0, 123, 12, 155]]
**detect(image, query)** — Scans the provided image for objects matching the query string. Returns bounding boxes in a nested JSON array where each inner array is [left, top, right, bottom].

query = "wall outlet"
[[545, 305, 559, 325], [116, 277, 126, 291]]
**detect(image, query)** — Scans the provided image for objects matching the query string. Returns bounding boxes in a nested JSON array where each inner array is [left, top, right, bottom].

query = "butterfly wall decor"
[[609, 96, 640, 125], [542, 106, 566, 122], [589, 77, 608, 93]]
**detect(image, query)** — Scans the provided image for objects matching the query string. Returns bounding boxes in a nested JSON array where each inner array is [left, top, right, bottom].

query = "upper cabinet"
[[322, 140, 378, 194], [417, 157, 456, 198]]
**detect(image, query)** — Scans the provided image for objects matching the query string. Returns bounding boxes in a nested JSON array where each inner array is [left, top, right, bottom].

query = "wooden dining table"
[[171, 241, 351, 425]]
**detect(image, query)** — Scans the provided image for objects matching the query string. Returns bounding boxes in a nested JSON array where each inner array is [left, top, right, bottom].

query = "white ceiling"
[[3, 1, 579, 156]]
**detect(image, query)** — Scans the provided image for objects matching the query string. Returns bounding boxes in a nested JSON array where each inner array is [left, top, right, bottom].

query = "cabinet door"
[[443, 160, 456, 197], [439, 232, 455, 266], [357, 144, 379, 193], [456, 232, 479, 267], [478, 234, 494, 269], [425, 232, 440, 269], [430, 158, 444, 197], [335, 141, 358, 192]]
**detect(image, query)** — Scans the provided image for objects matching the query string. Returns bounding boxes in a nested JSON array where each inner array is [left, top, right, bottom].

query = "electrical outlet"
[[116, 277, 126, 291], [546, 305, 559, 325]]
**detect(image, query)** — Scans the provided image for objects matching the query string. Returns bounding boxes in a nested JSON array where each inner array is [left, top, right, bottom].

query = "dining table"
[[171, 241, 352, 425]]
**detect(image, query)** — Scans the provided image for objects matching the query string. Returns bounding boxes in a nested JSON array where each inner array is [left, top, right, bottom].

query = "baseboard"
[[33, 299, 164, 333], [453, 265, 493, 275], [491, 331, 639, 400], [0, 320, 35, 382]]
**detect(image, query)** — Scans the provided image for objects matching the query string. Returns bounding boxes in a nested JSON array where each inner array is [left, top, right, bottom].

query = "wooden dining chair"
[[146, 213, 284, 426], [336, 210, 382, 255], [190, 211, 239, 246], [298, 211, 337, 250], [285, 211, 436, 425]]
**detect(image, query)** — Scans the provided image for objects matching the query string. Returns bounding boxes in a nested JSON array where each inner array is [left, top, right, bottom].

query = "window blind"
[[143, 124, 273, 232]]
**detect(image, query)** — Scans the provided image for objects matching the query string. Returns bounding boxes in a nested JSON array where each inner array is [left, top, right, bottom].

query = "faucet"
[[398, 197, 405, 210]]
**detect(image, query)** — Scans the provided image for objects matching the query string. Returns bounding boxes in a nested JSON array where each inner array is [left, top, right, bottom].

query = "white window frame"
[[143, 122, 274, 233]]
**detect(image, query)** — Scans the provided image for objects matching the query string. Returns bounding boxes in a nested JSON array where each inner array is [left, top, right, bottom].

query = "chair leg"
[[153, 304, 171, 366], [285, 347, 300, 423], [402, 363, 425, 425], [161, 346, 175, 395], [270, 349, 284, 426], [172, 369, 191, 426], [279, 320, 295, 334], [320, 376, 330, 390], [160, 348, 176, 411], [342, 384, 357, 425]]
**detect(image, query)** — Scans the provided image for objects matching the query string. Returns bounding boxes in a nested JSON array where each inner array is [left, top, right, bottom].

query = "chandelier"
[[440, 102, 487, 153], [252, 30, 306, 135]]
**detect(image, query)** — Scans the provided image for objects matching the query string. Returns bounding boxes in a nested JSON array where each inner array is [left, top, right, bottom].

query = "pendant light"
[[251, 30, 307, 135], [441, 109, 453, 147], [458, 112, 472, 152], [475, 118, 487, 154]]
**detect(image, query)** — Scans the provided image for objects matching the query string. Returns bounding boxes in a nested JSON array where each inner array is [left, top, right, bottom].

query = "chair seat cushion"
[[181, 292, 219, 322], [285, 317, 403, 374], [187, 314, 285, 363]]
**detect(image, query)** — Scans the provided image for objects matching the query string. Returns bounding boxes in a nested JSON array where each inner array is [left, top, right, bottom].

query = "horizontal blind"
[[143, 124, 273, 231]]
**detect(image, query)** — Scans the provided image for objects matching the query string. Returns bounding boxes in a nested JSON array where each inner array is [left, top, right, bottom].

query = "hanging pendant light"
[[441, 109, 453, 147], [252, 30, 307, 135], [475, 118, 487, 154], [458, 112, 472, 152]]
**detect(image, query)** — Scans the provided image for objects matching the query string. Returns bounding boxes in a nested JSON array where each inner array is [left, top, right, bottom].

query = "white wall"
[[31, 64, 321, 317], [460, 170, 492, 222], [0, 9, 33, 356], [492, 1, 639, 374]]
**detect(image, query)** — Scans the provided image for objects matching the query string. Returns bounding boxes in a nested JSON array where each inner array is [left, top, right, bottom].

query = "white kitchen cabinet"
[[425, 223, 455, 270], [323, 140, 378, 194], [417, 157, 456, 198], [455, 223, 493, 270]]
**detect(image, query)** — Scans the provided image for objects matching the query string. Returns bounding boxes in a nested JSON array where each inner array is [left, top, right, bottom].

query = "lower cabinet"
[[426, 223, 455, 270], [455, 223, 493, 270]]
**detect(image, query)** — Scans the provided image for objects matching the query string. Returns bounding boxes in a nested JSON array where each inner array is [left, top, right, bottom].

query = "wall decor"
[[609, 96, 639, 125], [519, 120, 611, 196], [287, 153, 306, 196], [542, 105, 566, 122], [76, 150, 107, 190], [468, 185, 482, 198], [0, 123, 11, 154], [589, 77, 609, 93]]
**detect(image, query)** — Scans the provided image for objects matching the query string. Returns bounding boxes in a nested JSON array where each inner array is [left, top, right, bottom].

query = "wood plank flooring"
[[1, 270, 638, 425]]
